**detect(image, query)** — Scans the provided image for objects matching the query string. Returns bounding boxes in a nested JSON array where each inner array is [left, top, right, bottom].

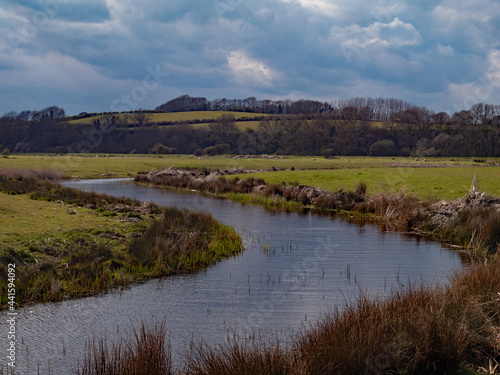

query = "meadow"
[[1, 154, 499, 200]]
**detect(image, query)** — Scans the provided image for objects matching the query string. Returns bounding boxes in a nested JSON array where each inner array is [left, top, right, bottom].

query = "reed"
[[184, 341, 292, 375], [72, 321, 173, 375]]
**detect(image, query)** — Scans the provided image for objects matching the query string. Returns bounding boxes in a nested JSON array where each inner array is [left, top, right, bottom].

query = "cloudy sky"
[[0, 0, 499, 115]]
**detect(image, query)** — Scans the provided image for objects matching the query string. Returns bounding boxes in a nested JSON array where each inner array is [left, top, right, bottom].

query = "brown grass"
[[354, 187, 431, 231], [184, 342, 292, 375], [440, 208, 500, 254], [297, 289, 468, 375], [72, 321, 173, 375]]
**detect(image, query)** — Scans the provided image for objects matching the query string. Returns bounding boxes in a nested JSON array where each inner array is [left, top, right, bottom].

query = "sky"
[[0, 0, 499, 116]]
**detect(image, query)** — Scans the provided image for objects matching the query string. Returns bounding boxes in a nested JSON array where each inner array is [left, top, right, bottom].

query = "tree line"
[[1, 101, 500, 157]]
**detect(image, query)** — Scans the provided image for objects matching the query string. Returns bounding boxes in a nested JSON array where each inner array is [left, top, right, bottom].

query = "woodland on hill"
[[1, 97, 500, 157]]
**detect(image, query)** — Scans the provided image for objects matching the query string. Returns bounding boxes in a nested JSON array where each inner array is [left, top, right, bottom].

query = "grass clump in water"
[[73, 321, 173, 375]]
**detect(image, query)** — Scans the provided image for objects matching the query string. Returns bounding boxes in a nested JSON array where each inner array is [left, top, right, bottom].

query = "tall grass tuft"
[[72, 321, 173, 375], [129, 207, 243, 273], [296, 288, 468, 375], [355, 187, 430, 231], [184, 341, 292, 375], [440, 207, 500, 254]]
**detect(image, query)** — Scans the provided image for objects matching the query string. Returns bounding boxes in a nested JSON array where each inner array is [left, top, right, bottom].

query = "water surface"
[[0, 179, 463, 374]]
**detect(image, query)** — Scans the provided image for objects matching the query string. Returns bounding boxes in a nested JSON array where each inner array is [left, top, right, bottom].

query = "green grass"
[[68, 111, 270, 125], [1, 155, 499, 200], [0, 193, 126, 246]]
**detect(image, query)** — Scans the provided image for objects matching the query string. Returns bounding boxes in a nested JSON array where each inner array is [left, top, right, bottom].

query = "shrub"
[[149, 143, 173, 154], [369, 140, 397, 156], [73, 321, 173, 375], [321, 148, 334, 158]]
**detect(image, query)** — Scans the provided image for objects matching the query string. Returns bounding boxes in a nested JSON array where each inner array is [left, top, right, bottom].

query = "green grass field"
[[68, 111, 270, 125], [0, 193, 125, 247], [232, 167, 500, 201], [1, 155, 499, 200]]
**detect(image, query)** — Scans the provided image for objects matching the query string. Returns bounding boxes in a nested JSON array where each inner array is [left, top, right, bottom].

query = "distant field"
[[68, 111, 270, 125], [1, 155, 498, 200]]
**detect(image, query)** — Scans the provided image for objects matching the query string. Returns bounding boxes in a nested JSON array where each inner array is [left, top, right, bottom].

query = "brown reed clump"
[[355, 187, 430, 231], [439, 207, 500, 255], [72, 321, 173, 375], [295, 287, 468, 375], [262, 183, 284, 197], [184, 341, 293, 375]]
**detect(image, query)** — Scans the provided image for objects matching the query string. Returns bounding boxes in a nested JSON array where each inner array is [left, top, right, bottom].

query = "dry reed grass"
[[73, 321, 173, 375]]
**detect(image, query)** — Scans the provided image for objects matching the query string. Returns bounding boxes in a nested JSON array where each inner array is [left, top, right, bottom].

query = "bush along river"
[[0, 179, 464, 374]]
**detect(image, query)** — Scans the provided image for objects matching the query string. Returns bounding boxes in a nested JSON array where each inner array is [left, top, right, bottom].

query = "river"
[[0, 179, 463, 374]]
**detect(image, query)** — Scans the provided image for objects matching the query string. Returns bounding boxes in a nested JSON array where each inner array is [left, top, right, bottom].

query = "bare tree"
[[131, 110, 152, 127], [208, 114, 239, 145]]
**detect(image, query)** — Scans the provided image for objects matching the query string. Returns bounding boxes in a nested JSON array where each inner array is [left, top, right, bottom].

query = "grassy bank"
[[72, 257, 500, 374], [0, 170, 242, 309]]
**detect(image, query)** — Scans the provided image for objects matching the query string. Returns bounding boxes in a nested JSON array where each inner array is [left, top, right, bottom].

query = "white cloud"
[[333, 18, 422, 50], [486, 49, 500, 87], [280, 0, 341, 17], [432, 0, 499, 28], [444, 51, 500, 112], [227, 50, 278, 87]]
